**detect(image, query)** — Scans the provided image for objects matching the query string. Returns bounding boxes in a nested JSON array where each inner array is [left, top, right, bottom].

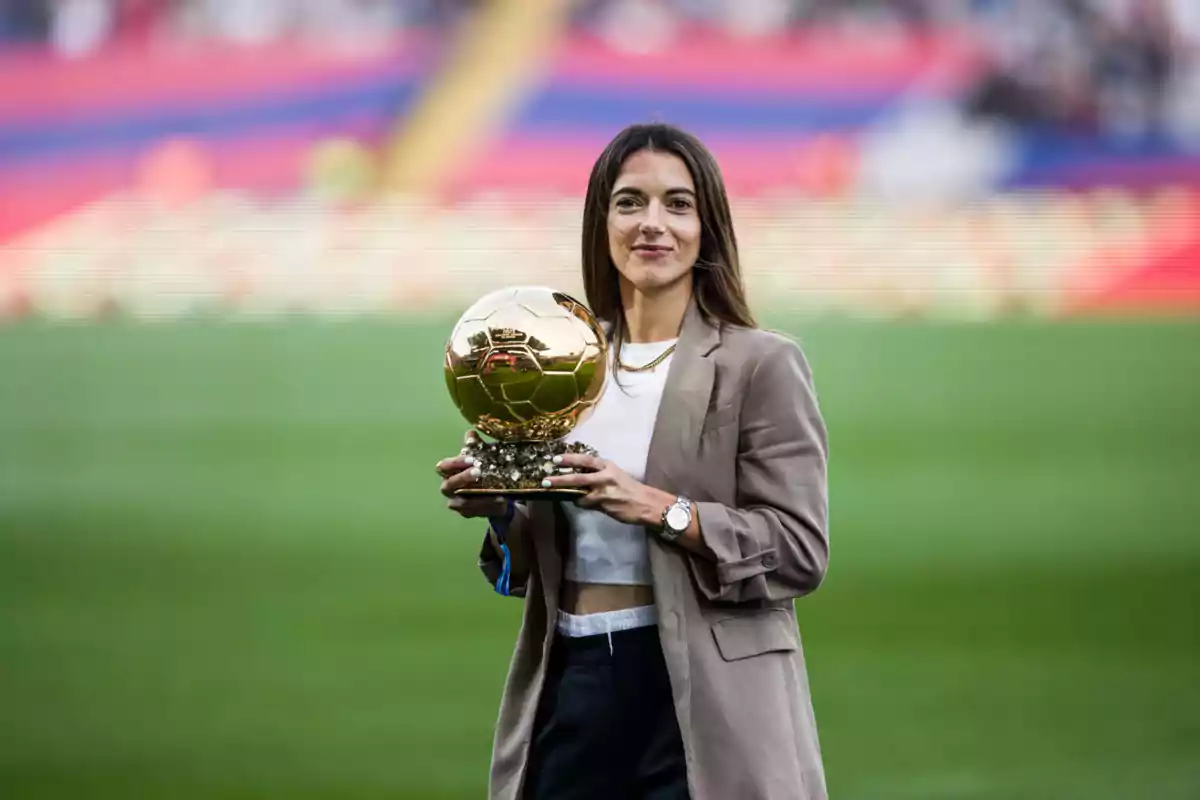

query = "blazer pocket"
[[702, 402, 739, 436], [710, 609, 799, 662]]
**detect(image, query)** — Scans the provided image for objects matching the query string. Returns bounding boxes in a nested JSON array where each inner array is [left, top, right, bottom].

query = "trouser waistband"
[[555, 604, 658, 638]]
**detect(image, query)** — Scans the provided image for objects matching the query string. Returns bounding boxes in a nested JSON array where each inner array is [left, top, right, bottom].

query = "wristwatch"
[[658, 496, 692, 543]]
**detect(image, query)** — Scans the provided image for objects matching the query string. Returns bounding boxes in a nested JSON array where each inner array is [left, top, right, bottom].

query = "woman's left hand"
[[543, 453, 672, 526]]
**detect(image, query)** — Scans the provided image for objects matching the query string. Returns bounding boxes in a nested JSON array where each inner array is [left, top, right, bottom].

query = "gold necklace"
[[618, 342, 677, 373]]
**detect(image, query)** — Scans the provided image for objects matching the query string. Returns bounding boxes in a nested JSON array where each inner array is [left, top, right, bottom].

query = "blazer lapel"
[[643, 302, 717, 744], [644, 301, 720, 494]]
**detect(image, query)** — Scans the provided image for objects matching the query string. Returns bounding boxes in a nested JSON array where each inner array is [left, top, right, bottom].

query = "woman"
[[436, 123, 830, 800]]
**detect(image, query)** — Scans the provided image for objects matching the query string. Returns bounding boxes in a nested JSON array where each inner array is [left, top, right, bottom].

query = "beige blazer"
[[478, 301, 831, 800]]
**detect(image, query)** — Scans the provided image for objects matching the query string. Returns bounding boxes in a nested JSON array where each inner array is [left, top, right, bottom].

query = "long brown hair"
[[580, 123, 756, 360]]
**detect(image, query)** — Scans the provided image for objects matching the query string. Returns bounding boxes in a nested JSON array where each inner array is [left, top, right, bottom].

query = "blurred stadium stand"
[[2, 0, 1199, 320]]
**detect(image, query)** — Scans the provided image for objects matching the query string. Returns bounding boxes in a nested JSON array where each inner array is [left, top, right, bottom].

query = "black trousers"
[[523, 625, 690, 800]]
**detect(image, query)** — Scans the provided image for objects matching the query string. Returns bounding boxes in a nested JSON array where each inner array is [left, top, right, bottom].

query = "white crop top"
[[562, 339, 676, 586]]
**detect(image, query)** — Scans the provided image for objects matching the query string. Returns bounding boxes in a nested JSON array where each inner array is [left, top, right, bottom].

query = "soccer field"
[[1, 317, 1198, 799]]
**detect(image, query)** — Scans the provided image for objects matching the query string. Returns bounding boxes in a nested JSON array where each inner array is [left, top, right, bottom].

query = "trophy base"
[[453, 437, 598, 502], [454, 487, 587, 503]]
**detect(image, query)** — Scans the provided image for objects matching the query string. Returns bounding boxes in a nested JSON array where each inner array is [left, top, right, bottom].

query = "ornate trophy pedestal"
[[454, 438, 597, 502]]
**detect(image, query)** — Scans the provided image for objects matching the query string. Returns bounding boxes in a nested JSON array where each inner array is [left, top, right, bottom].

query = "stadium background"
[[2, 1, 1198, 797]]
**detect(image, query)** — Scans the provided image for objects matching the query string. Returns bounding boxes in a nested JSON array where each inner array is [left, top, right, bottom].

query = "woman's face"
[[606, 149, 701, 295]]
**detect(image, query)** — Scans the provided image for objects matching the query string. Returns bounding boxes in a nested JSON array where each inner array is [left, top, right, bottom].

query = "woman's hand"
[[543, 453, 674, 527], [437, 432, 509, 520]]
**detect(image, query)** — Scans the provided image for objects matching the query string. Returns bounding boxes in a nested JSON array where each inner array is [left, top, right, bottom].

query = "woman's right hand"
[[437, 434, 509, 520]]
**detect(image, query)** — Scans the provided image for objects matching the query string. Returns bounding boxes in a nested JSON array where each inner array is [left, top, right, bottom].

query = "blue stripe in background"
[[510, 86, 899, 135], [0, 77, 422, 167]]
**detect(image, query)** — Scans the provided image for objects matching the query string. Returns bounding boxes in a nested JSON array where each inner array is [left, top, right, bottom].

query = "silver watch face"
[[665, 505, 690, 531]]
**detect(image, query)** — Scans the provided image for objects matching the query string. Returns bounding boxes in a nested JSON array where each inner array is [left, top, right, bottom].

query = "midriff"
[[561, 581, 655, 615]]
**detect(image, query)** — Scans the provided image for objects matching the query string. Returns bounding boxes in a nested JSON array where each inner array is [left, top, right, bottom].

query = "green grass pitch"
[[1, 317, 1198, 799]]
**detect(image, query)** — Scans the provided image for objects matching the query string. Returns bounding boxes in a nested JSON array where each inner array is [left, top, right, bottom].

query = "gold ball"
[[444, 287, 609, 442]]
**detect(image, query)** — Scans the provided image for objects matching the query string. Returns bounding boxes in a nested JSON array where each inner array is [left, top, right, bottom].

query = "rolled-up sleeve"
[[689, 337, 829, 604]]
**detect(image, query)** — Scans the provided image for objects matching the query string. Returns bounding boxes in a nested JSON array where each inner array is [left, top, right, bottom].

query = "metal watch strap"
[[659, 496, 691, 542]]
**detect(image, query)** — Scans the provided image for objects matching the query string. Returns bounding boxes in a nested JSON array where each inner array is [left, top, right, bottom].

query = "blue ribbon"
[[490, 500, 516, 597]]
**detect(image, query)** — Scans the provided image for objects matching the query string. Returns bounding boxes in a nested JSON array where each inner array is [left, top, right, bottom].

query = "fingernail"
[[471, 468, 481, 479], [464, 455, 475, 465], [552, 455, 563, 465], [541, 479, 552, 488]]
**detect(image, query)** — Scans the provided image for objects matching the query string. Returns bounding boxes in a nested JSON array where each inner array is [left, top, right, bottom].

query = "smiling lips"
[[633, 244, 673, 258]]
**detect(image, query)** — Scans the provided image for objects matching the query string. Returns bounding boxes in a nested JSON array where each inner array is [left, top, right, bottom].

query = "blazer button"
[[762, 552, 779, 569]]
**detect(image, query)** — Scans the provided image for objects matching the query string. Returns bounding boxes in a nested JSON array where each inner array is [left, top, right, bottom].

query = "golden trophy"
[[444, 286, 609, 500]]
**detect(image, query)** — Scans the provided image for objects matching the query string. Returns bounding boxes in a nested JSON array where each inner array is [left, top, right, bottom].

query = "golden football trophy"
[[444, 286, 609, 500]]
